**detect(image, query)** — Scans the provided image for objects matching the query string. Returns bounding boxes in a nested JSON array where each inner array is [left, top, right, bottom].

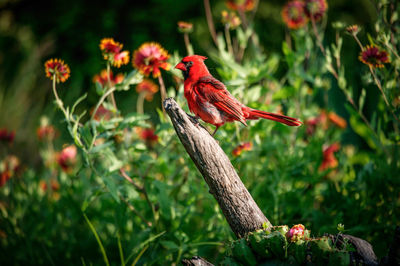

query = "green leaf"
[[102, 175, 120, 203], [160, 240, 179, 251], [83, 213, 110, 266]]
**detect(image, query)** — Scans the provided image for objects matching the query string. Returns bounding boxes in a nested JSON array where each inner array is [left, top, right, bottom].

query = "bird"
[[174, 55, 302, 136]]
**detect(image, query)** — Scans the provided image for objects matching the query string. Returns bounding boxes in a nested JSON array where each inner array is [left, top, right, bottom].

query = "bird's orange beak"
[[175, 62, 186, 71]]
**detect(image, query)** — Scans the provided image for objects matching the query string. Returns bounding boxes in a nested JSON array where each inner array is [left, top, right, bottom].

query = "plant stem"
[[183, 33, 193, 55], [106, 63, 118, 111], [368, 66, 400, 124], [203, 0, 218, 47], [158, 75, 167, 114], [136, 92, 146, 114], [91, 86, 117, 121], [310, 16, 325, 54], [52, 76, 68, 118], [224, 25, 234, 56], [119, 196, 152, 227]]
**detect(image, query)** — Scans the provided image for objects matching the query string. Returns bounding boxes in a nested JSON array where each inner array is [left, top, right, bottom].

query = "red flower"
[[359, 45, 390, 68], [177, 21, 193, 33], [286, 224, 306, 242], [93, 69, 124, 87], [282, 1, 308, 29], [136, 128, 158, 147], [226, 0, 255, 11], [136, 79, 159, 101], [0, 128, 15, 144], [56, 145, 77, 173], [44, 58, 70, 83], [132, 42, 170, 78], [232, 142, 253, 157], [304, 0, 328, 21], [37, 125, 57, 141], [319, 143, 340, 171], [0, 155, 20, 187], [91, 105, 112, 121], [99, 38, 130, 68]]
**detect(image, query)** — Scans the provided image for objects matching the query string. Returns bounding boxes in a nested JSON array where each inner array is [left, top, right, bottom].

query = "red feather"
[[174, 55, 302, 135]]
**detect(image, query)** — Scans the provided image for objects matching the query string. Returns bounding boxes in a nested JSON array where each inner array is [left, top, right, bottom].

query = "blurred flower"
[[0, 171, 11, 187], [232, 142, 253, 157], [304, 0, 328, 21], [282, 0, 308, 29], [56, 145, 77, 173], [359, 45, 390, 68], [305, 116, 319, 136], [226, 0, 255, 11], [93, 69, 124, 87], [132, 42, 170, 78], [221, 10, 241, 29], [305, 111, 346, 135], [286, 224, 305, 242], [39, 179, 60, 192], [328, 112, 347, 129], [177, 21, 193, 33], [44, 58, 70, 83], [91, 105, 112, 121], [319, 143, 340, 171], [37, 125, 57, 141], [136, 79, 159, 101], [99, 38, 130, 68], [346, 24, 360, 35], [136, 128, 159, 147], [0, 155, 20, 187], [0, 128, 15, 144]]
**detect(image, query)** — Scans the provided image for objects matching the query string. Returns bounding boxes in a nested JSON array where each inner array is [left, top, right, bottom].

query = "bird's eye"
[[185, 61, 193, 67]]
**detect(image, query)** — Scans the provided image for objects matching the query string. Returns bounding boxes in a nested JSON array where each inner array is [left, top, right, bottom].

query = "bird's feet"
[[188, 114, 201, 128]]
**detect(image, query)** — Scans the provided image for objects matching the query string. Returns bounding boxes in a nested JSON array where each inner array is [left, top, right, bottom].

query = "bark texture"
[[163, 98, 271, 238]]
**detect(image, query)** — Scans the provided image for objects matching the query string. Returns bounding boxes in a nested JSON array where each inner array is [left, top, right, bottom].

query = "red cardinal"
[[175, 55, 302, 135]]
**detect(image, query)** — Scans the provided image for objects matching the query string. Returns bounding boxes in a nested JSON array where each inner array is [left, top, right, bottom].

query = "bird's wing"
[[195, 76, 246, 124]]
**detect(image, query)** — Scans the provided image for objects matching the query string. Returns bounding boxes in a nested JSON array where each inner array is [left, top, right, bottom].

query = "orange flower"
[[136, 79, 159, 101], [93, 69, 124, 87], [282, 1, 308, 29], [304, 0, 328, 21], [319, 143, 340, 171], [359, 45, 390, 68], [44, 58, 70, 83], [99, 38, 130, 68], [226, 0, 255, 11], [56, 145, 77, 173], [328, 112, 347, 129], [346, 25, 360, 35], [39, 179, 60, 192], [177, 21, 193, 33], [232, 142, 252, 157], [132, 42, 170, 78], [221, 10, 241, 29]]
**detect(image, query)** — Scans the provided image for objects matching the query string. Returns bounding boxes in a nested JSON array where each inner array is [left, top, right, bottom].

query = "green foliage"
[[1, 0, 399, 265]]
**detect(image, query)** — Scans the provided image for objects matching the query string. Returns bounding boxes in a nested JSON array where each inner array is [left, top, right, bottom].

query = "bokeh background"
[[1, 0, 399, 265]]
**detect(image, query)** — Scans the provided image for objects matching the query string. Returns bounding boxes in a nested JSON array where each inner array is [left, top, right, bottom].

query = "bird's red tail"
[[248, 109, 302, 126]]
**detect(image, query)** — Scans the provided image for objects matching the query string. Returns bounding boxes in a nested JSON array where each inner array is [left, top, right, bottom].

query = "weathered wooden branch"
[[163, 98, 272, 238], [164, 98, 381, 265]]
